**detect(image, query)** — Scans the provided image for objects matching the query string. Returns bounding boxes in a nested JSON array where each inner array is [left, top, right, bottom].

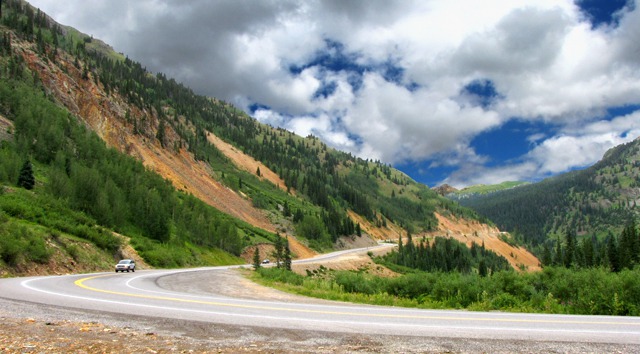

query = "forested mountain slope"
[[458, 137, 640, 253], [0, 0, 537, 273]]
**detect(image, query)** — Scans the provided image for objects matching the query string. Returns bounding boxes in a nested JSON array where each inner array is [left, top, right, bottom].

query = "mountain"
[[432, 184, 458, 196], [443, 181, 530, 199], [457, 137, 640, 252], [0, 0, 538, 273]]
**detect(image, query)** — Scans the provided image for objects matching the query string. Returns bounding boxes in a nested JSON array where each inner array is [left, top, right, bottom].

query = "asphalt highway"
[[1, 246, 639, 347]]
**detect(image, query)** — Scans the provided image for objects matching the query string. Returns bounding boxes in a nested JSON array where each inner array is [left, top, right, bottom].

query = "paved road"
[[1, 245, 640, 349]]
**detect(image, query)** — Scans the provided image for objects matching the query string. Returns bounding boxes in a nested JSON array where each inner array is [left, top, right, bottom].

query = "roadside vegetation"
[[252, 225, 640, 316], [253, 264, 640, 316]]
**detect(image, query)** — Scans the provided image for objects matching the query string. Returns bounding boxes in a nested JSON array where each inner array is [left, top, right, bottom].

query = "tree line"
[[541, 219, 640, 272], [384, 231, 512, 275]]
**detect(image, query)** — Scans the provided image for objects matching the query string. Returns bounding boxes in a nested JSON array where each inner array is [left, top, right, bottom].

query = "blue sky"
[[30, 0, 640, 188]]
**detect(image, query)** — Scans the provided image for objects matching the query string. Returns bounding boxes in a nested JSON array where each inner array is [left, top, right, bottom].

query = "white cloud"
[[29, 0, 640, 186], [443, 111, 640, 187]]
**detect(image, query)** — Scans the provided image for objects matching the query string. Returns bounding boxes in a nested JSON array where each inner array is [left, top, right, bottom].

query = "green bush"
[[490, 293, 519, 310], [259, 267, 304, 285], [0, 230, 24, 266], [0, 222, 51, 265], [334, 271, 379, 295]]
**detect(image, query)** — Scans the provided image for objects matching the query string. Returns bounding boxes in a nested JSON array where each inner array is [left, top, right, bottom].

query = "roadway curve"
[[2, 246, 640, 352]]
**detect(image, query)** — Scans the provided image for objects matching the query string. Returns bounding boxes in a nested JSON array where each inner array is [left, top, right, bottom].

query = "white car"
[[115, 259, 136, 272]]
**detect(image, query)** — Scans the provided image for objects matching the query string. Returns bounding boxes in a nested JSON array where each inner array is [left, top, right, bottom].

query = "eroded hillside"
[[349, 210, 540, 271], [15, 35, 272, 227], [6, 17, 538, 269]]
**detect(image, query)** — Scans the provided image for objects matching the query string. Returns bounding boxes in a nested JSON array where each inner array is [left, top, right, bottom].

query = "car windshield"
[[118, 260, 130, 264]]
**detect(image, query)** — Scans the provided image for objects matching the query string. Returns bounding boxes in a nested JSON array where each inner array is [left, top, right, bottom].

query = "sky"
[[28, 0, 640, 188]]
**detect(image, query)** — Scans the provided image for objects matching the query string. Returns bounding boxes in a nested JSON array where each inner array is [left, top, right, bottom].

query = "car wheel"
[[132, 268, 135, 272], [115, 270, 118, 273]]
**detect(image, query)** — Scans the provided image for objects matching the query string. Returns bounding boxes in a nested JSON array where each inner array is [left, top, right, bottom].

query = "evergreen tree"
[[564, 229, 576, 268], [478, 259, 488, 277], [541, 242, 552, 267], [17, 159, 35, 190], [607, 235, 620, 272], [252, 247, 261, 270], [272, 233, 285, 268], [554, 237, 563, 266], [619, 219, 638, 269], [630, 219, 639, 265], [582, 235, 595, 268], [156, 119, 166, 147], [397, 234, 404, 265], [283, 238, 292, 271]]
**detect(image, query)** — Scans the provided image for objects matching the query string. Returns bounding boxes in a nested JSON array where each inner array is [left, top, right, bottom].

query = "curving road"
[[1, 245, 640, 351]]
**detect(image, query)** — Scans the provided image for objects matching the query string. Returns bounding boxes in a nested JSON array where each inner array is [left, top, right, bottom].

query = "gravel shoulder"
[[4, 295, 635, 354]]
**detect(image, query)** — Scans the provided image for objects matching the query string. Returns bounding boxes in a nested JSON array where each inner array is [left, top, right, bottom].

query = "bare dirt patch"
[[0, 114, 13, 142], [432, 213, 541, 271], [349, 210, 541, 272], [207, 131, 290, 194]]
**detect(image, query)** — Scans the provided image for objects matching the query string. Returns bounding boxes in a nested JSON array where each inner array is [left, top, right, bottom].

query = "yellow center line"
[[75, 274, 640, 326]]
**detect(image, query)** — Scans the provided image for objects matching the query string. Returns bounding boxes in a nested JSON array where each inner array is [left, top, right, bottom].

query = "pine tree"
[[630, 219, 639, 265], [582, 235, 595, 268], [564, 229, 576, 268], [17, 159, 35, 190], [252, 247, 261, 270], [607, 235, 620, 272], [156, 119, 166, 147], [554, 237, 563, 266], [283, 239, 292, 271], [478, 259, 488, 277], [542, 243, 552, 266], [273, 233, 284, 268]]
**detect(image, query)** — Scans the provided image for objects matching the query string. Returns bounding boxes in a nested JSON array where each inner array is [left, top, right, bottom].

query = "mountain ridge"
[[457, 137, 640, 252], [0, 0, 537, 272]]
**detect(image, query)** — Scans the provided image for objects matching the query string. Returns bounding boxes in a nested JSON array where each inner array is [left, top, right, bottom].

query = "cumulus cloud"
[[443, 112, 640, 188], [29, 0, 640, 187]]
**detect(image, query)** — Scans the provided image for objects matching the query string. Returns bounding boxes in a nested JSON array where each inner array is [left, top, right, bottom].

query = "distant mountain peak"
[[432, 184, 458, 196]]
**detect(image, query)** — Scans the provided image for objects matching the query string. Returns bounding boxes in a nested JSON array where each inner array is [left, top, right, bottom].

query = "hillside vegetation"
[[0, 0, 533, 275]]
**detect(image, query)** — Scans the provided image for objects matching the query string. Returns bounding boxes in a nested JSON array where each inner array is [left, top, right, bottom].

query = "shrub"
[[490, 293, 519, 310], [334, 271, 380, 295], [258, 267, 304, 286], [0, 222, 51, 265]]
